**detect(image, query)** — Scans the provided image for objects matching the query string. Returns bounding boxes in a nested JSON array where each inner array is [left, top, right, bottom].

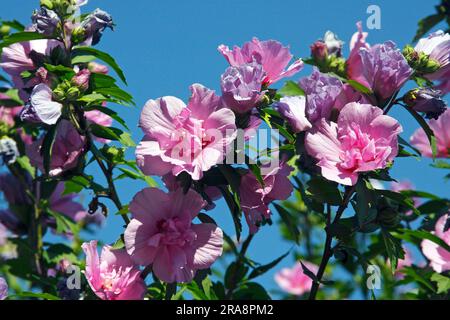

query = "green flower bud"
[[53, 86, 66, 101], [0, 25, 11, 36], [66, 87, 81, 100], [71, 26, 86, 45], [423, 58, 441, 74], [376, 197, 401, 228], [40, 0, 54, 9]]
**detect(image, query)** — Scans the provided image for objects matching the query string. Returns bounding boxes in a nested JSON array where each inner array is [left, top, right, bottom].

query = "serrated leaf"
[[278, 80, 305, 96]]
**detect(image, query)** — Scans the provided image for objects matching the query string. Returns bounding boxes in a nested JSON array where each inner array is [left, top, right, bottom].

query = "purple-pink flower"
[[298, 68, 345, 123], [274, 261, 318, 296], [347, 30, 412, 101], [305, 102, 402, 186], [20, 83, 63, 125], [218, 37, 303, 86], [220, 62, 266, 114], [136, 84, 237, 180], [240, 163, 293, 234], [82, 240, 146, 300], [0, 277, 7, 300], [415, 31, 450, 86], [275, 96, 312, 133], [410, 108, 450, 158], [124, 188, 223, 283], [421, 214, 450, 273], [26, 120, 86, 177]]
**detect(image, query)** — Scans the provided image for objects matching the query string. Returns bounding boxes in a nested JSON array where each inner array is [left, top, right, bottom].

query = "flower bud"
[[66, 87, 81, 100], [310, 41, 328, 62], [323, 31, 344, 57], [31, 7, 60, 36], [404, 88, 447, 120], [70, 26, 86, 45], [40, 0, 54, 9], [376, 197, 401, 228], [0, 25, 11, 37], [71, 69, 90, 91], [80, 9, 114, 46]]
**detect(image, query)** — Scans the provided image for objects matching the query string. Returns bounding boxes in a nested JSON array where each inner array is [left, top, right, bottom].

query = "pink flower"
[[240, 163, 293, 234], [414, 31, 450, 84], [85, 103, 113, 144], [421, 214, 450, 273], [82, 240, 146, 300], [124, 188, 223, 283], [88, 62, 109, 74], [71, 69, 91, 91], [0, 39, 61, 99], [136, 84, 237, 180], [305, 102, 402, 186], [347, 23, 412, 101], [274, 261, 318, 296], [275, 96, 312, 133], [26, 120, 86, 177], [218, 37, 303, 85], [410, 108, 450, 158], [220, 62, 266, 114]]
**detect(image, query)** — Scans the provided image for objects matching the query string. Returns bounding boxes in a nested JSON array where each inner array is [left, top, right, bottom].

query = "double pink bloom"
[[124, 188, 223, 283], [136, 84, 237, 180], [82, 240, 146, 300], [305, 102, 402, 186]]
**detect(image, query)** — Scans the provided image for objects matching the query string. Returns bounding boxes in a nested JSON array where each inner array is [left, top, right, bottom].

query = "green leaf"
[[219, 186, 242, 241], [431, 160, 450, 170], [84, 105, 129, 130], [306, 177, 343, 206], [72, 47, 127, 84], [89, 73, 117, 89], [347, 79, 373, 95], [71, 54, 97, 65], [413, 13, 445, 43], [0, 32, 49, 50], [47, 209, 79, 235], [248, 250, 290, 280], [399, 266, 435, 292], [41, 125, 57, 175], [431, 273, 450, 294], [403, 105, 437, 159], [278, 80, 305, 96], [89, 123, 136, 147], [375, 189, 420, 215], [381, 228, 405, 274], [224, 262, 248, 290], [393, 229, 450, 252], [273, 122, 295, 144], [94, 87, 134, 106], [232, 282, 271, 300], [1, 20, 25, 32], [15, 156, 36, 178], [12, 292, 61, 301]]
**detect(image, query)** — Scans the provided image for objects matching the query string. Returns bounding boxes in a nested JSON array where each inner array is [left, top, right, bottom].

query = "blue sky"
[[2, 0, 449, 298]]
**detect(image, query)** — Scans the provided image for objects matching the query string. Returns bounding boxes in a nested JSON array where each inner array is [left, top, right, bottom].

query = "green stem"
[[308, 185, 356, 300]]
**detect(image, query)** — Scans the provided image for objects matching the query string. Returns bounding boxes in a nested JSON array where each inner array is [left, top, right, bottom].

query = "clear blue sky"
[[2, 0, 449, 298]]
